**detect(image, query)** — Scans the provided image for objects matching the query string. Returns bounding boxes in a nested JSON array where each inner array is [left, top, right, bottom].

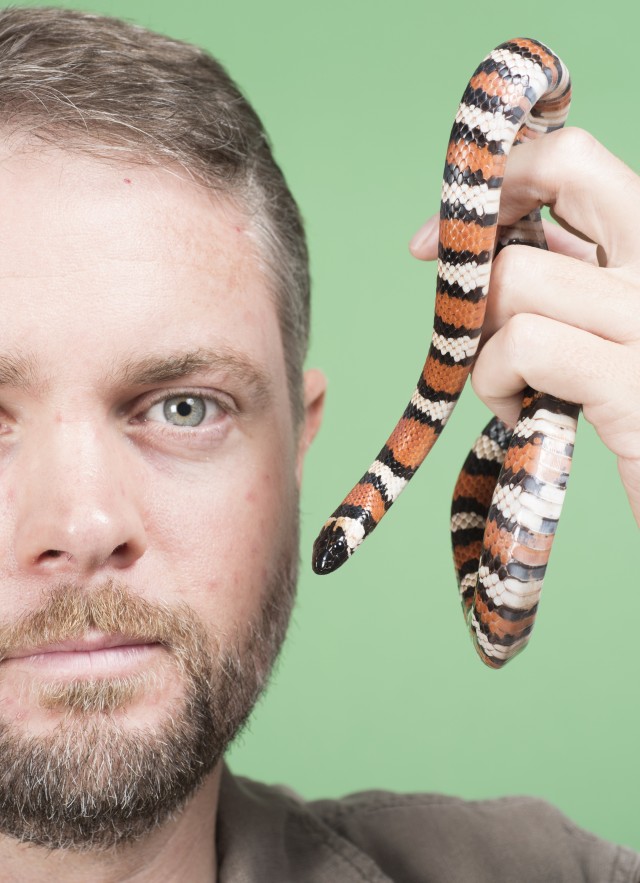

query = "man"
[[0, 6, 636, 881]]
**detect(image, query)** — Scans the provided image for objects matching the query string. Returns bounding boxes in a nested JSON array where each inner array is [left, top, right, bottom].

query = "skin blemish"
[[123, 178, 132, 185]]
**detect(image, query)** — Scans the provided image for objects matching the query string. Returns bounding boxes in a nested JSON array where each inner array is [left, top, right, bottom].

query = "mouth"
[[2, 631, 164, 678]]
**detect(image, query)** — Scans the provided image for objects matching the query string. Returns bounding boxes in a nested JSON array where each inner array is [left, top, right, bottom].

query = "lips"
[[0, 632, 165, 682], [4, 631, 158, 660]]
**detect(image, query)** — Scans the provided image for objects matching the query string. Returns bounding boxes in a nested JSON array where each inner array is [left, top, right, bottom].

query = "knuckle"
[[503, 313, 538, 364], [490, 246, 522, 291], [489, 245, 538, 296], [546, 126, 600, 168], [469, 360, 489, 398]]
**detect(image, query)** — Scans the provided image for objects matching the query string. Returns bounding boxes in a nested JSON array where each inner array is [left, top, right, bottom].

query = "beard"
[[0, 526, 298, 852]]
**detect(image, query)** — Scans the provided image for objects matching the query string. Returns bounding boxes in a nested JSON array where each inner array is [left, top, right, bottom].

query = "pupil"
[[177, 401, 192, 417]]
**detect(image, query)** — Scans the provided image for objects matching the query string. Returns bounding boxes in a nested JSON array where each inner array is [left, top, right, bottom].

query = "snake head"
[[312, 525, 350, 574]]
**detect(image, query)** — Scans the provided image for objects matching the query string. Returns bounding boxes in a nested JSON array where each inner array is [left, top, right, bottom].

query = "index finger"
[[499, 128, 640, 268]]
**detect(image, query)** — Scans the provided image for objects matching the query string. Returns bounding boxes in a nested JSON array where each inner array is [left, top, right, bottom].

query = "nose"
[[12, 419, 147, 576]]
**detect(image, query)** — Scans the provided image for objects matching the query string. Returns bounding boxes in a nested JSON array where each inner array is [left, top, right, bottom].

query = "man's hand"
[[409, 127, 640, 529]]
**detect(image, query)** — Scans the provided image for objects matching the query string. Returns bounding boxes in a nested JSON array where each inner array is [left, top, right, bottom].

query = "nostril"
[[26, 537, 144, 572], [37, 549, 73, 564]]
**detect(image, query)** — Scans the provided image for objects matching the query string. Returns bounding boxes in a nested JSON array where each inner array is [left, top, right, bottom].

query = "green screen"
[[4, 0, 638, 853]]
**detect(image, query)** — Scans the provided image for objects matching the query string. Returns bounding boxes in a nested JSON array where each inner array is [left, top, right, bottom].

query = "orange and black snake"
[[312, 38, 580, 669]]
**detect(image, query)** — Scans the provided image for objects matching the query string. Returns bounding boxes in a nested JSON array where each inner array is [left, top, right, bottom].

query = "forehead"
[[0, 147, 286, 392]]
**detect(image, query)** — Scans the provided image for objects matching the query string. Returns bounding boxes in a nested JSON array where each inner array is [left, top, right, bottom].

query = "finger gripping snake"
[[312, 38, 580, 669]]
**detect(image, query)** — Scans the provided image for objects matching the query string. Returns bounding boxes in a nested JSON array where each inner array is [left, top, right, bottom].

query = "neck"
[[0, 764, 222, 883]]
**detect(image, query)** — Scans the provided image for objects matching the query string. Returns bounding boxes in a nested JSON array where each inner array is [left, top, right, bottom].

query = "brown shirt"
[[216, 767, 640, 882]]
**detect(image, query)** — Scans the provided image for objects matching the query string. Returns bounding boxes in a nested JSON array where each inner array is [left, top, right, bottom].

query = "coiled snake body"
[[312, 38, 580, 669]]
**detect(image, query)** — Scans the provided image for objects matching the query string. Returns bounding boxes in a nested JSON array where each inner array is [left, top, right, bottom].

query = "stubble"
[[0, 528, 297, 851]]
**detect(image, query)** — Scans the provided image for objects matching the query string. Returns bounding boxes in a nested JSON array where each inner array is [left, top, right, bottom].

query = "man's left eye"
[[145, 395, 220, 427]]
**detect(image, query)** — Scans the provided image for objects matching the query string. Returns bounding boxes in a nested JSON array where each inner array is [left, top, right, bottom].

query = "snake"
[[312, 37, 580, 669]]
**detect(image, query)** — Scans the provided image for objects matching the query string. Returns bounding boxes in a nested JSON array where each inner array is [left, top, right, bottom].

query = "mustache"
[[0, 581, 211, 669]]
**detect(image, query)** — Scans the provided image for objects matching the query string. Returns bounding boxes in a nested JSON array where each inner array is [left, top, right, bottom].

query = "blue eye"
[[145, 395, 220, 427]]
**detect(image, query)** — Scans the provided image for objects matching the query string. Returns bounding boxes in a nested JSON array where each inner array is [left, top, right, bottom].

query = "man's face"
[[0, 147, 321, 849]]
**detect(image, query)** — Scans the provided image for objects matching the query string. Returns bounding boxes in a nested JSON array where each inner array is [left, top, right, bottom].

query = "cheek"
[[148, 440, 297, 628]]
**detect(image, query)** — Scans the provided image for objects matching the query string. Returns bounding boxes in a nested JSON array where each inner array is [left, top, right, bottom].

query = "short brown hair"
[[0, 5, 310, 420]]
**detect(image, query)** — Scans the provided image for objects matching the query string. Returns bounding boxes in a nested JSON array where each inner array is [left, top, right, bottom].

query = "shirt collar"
[[216, 765, 391, 883]]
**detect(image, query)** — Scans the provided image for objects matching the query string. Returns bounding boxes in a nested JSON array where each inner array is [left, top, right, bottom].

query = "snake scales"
[[312, 38, 580, 669]]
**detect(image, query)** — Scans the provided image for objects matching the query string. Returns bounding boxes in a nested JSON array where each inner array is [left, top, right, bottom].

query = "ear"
[[296, 368, 326, 487]]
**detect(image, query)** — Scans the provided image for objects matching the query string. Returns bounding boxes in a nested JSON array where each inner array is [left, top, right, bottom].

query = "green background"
[[7, 0, 639, 853]]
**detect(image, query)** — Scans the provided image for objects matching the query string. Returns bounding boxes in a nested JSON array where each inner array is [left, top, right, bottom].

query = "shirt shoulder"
[[218, 768, 640, 883], [308, 788, 640, 883]]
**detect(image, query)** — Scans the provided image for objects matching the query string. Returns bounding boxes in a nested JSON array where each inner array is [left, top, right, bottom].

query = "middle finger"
[[482, 245, 639, 345]]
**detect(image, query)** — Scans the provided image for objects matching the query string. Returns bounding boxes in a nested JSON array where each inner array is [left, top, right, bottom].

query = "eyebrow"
[[0, 353, 47, 395], [107, 347, 273, 407], [0, 347, 273, 408]]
